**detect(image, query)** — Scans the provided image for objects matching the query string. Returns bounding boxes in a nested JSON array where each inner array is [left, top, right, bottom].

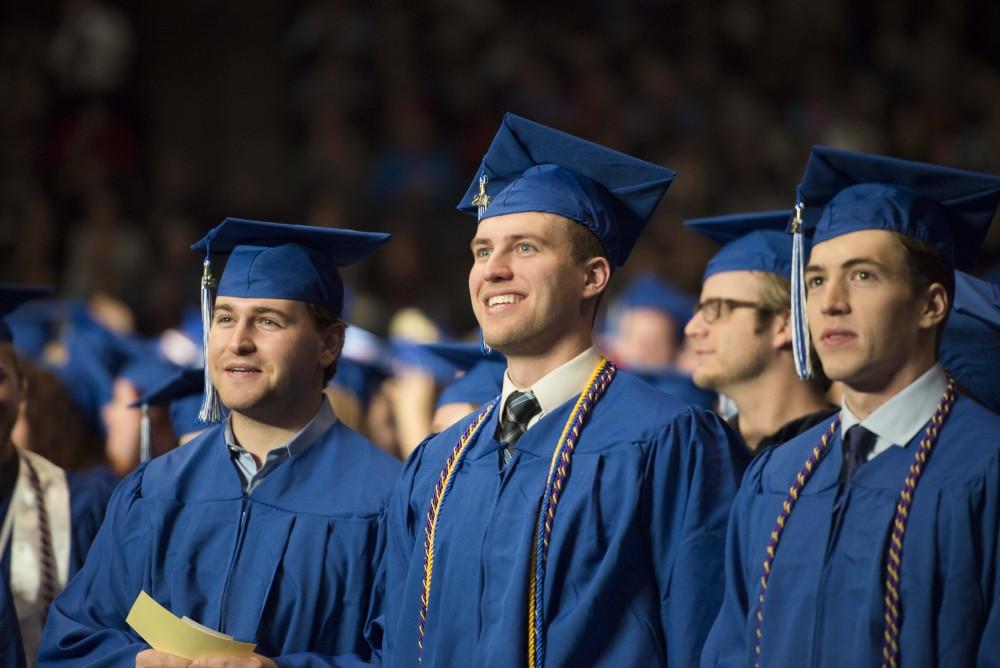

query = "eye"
[[214, 314, 234, 325], [805, 276, 824, 290], [516, 242, 536, 254], [853, 270, 872, 280], [258, 317, 280, 328], [474, 246, 491, 258]]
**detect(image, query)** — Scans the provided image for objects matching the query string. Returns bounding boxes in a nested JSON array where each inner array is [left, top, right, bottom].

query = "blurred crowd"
[[1, 0, 999, 472]]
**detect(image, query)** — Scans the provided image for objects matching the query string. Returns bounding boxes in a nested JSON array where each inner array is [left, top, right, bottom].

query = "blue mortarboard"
[[684, 210, 794, 280], [940, 272, 1000, 412], [436, 358, 506, 408], [425, 343, 507, 407], [0, 284, 53, 344], [787, 147, 1000, 379], [329, 327, 394, 407], [456, 113, 676, 266], [129, 367, 214, 445], [191, 218, 391, 421], [4, 298, 70, 359], [633, 369, 717, 410], [422, 342, 506, 408], [617, 273, 696, 326], [191, 218, 391, 314]]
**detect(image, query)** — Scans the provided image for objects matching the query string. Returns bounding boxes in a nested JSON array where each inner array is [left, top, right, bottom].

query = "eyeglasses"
[[692, 298, 772, 324]]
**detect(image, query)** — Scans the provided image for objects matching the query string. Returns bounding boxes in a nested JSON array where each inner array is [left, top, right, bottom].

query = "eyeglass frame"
[[691, 297, 775, 324]]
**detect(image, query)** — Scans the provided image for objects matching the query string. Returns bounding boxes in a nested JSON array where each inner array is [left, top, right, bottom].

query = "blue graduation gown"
[[373, 372, 747, 667], [38, 419, 402, 667], [0, 576, 25, 668], [702, 394, 1000, 667]]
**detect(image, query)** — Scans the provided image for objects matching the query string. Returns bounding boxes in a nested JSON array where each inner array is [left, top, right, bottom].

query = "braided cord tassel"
[[881, 378, 957, 668], [417, 398, 498, 661], [23, 456, 58, 621], [528, 359, 617, 668], [754, 416, 841, 667]]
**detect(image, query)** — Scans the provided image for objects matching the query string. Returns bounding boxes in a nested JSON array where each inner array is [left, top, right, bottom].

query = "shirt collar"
[[500, 346, 603, 429], [224, 397, 338, 461], [840, 363, 948, 457]]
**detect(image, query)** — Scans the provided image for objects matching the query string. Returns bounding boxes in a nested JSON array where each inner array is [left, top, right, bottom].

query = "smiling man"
[[40, 220, 402, 667], [702, 147, 1000, 667], [371, 114, 747, 667], [683, 211, 834, 451]]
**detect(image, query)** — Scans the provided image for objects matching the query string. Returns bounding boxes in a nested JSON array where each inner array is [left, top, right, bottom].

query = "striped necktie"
[[497, 390, 542, 469]]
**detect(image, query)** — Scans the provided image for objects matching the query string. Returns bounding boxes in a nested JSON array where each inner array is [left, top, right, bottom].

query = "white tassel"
[[198, 256, 223, 422], [790, 202, 813, 379], [139, 403, 151, 463]]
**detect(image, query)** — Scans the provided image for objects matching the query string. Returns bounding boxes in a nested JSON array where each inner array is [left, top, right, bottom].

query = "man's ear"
[[581, 256, 612, 301], [918, 282, 949, 331], [319, 321, 346, 369], [771, 309, 793, 351]]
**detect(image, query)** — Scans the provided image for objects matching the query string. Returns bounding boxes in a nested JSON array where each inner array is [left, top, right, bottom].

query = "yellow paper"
[[125, 590, 257, 660]]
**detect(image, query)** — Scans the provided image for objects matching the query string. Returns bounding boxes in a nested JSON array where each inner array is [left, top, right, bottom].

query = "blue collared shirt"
[[224, 399, 338, 494], [840, 363, 949, 462]]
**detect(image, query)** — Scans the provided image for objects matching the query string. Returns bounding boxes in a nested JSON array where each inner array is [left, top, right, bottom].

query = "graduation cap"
[[940, 272, 1000, 413], [683, 210, 794, 280], [632, 369, 717, 410], [328, 327, 394, 408], [191, 218, 391, 422], [616, 273, 696, 326], [3, 298, 71, 360], [130, 367, 214, 460], [423, 342, 506, 408], [0, 284, 53, 344], [456, 113, 676, 267], [787, 147, 1000, 378]]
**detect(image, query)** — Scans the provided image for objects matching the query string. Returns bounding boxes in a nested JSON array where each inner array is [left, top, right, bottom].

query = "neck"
[[726, 360, 830, 449], [842, 356, 937, 421], [504, 331, 594, 388], [229, 395, 323, 462]]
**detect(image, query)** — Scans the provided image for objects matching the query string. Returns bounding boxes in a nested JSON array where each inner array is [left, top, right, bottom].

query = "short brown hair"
[[896, 233, 954, 351], [753, 271, 791, 332], [564, 220, 609, 321], [305, 302, 344, 384]]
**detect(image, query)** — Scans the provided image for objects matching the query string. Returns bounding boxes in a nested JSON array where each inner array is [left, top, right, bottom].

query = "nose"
[[226, 320, 256, 355], [818, 278, 850, 316], [482, 250, 513, 282], [684, 311, 706, 338]]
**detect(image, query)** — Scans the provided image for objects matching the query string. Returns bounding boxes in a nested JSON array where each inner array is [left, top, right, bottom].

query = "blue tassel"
[[790, 202, 813, 379], [198, 255, 224, 422]]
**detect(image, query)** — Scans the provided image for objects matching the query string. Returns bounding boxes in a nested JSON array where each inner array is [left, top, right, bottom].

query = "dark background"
[[2, 0, 998, 338]]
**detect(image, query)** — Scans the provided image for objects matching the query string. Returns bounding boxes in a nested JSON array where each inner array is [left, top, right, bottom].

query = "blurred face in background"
[[613, 307, 679, 370], [684, 271, 776, 393]]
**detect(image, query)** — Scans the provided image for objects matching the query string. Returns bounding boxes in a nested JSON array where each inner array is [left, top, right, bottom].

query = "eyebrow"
[[470, 233, 546, 249], [214, 303, 292, 318], [805, 257, 887, 273]]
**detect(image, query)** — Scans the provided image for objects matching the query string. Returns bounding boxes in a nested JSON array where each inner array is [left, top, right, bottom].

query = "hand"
[[190, 655, 277, 668], [135, 649, 192, 667]]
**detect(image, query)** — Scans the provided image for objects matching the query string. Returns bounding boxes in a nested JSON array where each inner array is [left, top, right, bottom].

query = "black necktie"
[[841, 424, 878, 484], [497, 390, 542, 468]]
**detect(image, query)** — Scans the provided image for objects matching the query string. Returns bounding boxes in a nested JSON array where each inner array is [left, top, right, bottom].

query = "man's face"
[[469, 212, 593, 356], [614, 308, 679, 370], [804, 229, 930, 390], [684, 271, 773, 392], [0, 344, 23, 448], [208, 297, 337, 422]]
